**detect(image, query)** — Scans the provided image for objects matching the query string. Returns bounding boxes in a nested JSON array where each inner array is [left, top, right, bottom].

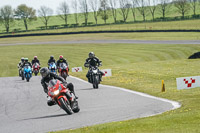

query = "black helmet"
[[50, 55, 54, 60], [89, 52, 95, 58], [40, 67, 50, 78]]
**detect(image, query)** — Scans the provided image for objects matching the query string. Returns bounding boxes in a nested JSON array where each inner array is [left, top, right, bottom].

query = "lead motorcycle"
[[85, 63, 102, 89], [48, 62, 57, 74], [59, 63, 69, 80], [23, 65, 32, 82], [48, 79, 80, 115], [33, 63, 40, 76]]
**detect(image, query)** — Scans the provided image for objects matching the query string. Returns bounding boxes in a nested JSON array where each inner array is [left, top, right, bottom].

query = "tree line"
[[0, 0, 199, 33]]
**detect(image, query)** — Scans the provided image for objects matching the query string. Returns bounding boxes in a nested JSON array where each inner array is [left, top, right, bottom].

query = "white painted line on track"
[[70, 76, 181, 111]]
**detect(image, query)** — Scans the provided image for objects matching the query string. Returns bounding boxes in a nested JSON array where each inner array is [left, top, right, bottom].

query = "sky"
[[0, 0, 73, 15]]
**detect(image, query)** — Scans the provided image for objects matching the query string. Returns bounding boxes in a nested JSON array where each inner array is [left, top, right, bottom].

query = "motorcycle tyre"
[[58, 97, 73, 115], [93, 75, 99, 89], [72, 100, 80, 113]]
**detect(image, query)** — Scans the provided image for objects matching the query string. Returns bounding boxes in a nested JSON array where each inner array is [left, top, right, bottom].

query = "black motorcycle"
[[85, 64, 102, 89]]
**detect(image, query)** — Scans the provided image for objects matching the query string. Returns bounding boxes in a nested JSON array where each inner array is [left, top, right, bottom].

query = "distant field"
[[0, 19, 200, 37], [0, 3, 200, 34], [1, 36, 200, 132]]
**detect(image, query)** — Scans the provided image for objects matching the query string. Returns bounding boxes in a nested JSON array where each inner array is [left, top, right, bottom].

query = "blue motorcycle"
[[23, 65, 32, 82], [48, 62, 57, 74]]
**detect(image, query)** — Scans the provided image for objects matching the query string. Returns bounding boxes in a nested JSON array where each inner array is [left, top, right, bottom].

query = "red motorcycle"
[[48, 79, 80, 115], [59, 63, 69, 80], [33, 63, 40, 76]]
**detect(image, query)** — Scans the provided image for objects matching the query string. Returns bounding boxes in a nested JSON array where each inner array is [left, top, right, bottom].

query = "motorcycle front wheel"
[[58, 97, 73, 115]]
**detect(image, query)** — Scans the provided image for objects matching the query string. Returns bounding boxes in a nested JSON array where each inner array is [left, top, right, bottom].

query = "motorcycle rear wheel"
[[58, 97, 73, 115]]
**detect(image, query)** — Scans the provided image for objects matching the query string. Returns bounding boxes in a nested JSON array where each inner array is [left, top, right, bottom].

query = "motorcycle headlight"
[[54, 90, 59, 95], [93, 70, 98, 74]]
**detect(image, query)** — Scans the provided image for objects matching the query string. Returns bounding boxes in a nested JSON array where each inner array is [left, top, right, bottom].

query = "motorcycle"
[[33, 63, 40, 76], [48, 62, 57, 74], [59, 63, 69, 80], [23, 65, 32, 82], [85, 62, 102, 89], [48, 79, 80, 115]]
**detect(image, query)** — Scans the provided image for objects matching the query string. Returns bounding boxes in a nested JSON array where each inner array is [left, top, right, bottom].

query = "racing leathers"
[[41, 72, 76, 106], [84, 57, 104, 82], [32, 59, 40, 65], [57, 58, 68, 72]]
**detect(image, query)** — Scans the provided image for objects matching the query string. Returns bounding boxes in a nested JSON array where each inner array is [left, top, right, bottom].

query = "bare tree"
[[109, 0, 118, 23], [158, 0, 172, 19], [0, 5, 14, 33], [57, 1, 70, 25], [90, 0, 100, 25], [136, 0, 148, 21], [80, 0, 89, 26], [38, 6, 53, 29], [99, 0, 110, 24], [147, 0, 157, 20], [15, 4, 36, 31], [189, 0, 198, 16], [119, 0, 131, 22], [174, 0, 190, 18], [72, 0, 79, 25], [130, 0, 137, 21]]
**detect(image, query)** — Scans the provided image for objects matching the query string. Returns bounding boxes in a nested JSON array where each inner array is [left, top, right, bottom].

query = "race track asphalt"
[[0, 76, 180, 133], [0, 40, 200, 46]]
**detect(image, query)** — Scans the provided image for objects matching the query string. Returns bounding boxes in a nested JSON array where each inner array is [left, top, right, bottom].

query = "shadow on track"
[[19, 113, 67, 121]]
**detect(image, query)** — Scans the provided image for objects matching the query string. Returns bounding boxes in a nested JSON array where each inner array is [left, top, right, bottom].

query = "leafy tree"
[[158, 0, 172, 19], [99, 0, 110, 24], [174, 0, 190, 18], [15, 4, 36, 31], [0, 5, 14, 33]]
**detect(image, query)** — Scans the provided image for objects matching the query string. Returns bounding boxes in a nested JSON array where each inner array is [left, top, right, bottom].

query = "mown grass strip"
[[0, 41, 200, 133]]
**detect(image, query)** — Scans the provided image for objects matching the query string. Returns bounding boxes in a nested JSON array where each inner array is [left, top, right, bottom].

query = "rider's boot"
[[47, 96, 56, 106]]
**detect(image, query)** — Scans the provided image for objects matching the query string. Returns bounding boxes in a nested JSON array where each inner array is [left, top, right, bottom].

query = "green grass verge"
[[0, 37, 200, 132]]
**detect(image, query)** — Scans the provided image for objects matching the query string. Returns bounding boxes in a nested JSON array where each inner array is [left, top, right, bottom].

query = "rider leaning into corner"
[[40, 67, 78, 106], [56, 55, 69, 72], [84, 52, 104, 82], [31, 56, 40, 65]]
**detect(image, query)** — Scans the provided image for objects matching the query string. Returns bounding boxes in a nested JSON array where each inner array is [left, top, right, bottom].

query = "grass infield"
[[0, 34, 200, 133]]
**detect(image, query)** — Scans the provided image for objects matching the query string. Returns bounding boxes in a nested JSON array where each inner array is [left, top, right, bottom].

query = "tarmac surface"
[[0, 76, 180, 133]]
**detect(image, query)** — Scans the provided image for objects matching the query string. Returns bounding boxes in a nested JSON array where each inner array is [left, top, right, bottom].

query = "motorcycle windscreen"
[[48, 79, 58, 88]]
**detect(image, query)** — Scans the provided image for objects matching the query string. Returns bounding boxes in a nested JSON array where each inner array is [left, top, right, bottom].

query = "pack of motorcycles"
[[18, 62, 102, 115]]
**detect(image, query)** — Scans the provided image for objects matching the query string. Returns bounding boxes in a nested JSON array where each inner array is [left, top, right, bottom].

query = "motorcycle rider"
[[31, 56, 40, 65], [40, 67, 77, 106], [84, 52, 104, 82], [48, 55, 56, 65], [18, 57, 25, 76], [22, 58, 32, 68], [57, 55, 68, 72]]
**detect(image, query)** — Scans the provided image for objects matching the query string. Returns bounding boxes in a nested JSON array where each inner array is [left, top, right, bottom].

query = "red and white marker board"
[[101, 69, 112, 77], [72, 67, 83, 72], [176, 76, 200, 90]]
